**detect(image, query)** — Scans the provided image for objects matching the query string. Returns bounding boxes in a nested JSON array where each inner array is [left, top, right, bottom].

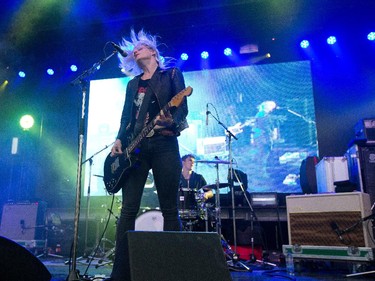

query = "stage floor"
[[41, 255, 375, 281]]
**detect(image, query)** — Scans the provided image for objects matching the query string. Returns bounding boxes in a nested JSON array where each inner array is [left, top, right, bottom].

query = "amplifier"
[[286, 192, 374, 248], [354, 118, 375, 143], [315, 157, 349, 193], [0, 202, 47, 240]]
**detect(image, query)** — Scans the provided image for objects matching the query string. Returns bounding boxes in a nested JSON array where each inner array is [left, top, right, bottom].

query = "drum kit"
[[135, 158, 231, 234]]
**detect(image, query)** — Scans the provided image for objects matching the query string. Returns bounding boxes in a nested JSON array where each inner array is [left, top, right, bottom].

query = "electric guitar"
[[227, 119, 256, 136], [103, 86, 193, 194]]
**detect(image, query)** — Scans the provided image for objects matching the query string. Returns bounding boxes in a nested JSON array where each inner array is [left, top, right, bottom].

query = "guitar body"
[[103, 152, 136, 194]]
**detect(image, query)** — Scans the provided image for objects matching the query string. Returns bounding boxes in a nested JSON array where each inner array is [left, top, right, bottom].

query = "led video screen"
[[85, 60, 317, 202]]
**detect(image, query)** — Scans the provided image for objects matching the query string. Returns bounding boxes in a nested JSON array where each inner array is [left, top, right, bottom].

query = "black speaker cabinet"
[[286, 192, 374, 248], [125, 231, 231, 281], [0, 202, 47, 240], [0, 236, 51, 281], [346, 144, 375, 207]]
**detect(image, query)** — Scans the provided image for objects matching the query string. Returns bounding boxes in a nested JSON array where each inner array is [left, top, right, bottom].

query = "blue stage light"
[[300, 40, 310, 49], [180, 53, 189, 60], [47, 68, 54, 75], [327, 36, 337, 45], [70, 65, 78, 72], [224, 48, 232, 56], [18, 71, 26, 78], [367, 32, 375, 41], [201, 51, 209, 59]]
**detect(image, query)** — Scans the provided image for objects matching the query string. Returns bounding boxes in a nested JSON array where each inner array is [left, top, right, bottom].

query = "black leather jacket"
[[116, 67, 189, 144]]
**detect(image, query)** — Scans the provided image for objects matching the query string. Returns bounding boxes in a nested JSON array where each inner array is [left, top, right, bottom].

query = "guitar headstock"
[[169, 86, 193, 108]]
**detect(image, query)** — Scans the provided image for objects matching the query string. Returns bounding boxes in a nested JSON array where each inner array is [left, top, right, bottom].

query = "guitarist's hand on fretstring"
[[111, 139, 123, 157], [154, 110, 173, 130]]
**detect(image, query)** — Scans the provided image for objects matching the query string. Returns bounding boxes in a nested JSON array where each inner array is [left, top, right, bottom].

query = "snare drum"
[[135, 209, 163, 231]]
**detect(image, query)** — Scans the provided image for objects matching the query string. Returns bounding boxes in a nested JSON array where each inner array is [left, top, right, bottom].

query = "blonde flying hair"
[[117, 29, 170, 76]]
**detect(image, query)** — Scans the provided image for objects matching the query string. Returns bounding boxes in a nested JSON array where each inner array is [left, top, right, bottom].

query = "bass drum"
[[135, 209, 163, 231]]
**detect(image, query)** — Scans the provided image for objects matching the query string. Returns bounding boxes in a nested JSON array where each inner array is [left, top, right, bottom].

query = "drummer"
[[180, 154, 213, 200]]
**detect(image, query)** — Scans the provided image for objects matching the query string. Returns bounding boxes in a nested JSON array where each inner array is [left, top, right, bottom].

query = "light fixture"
[[300, 40, 310, 49], [367, 32, 375, 41], [180, 53, 189, 60], [201, 51, 209, 59], [223, 48, 232, 56], [327, 36, 337, 45], [20, 115, 35, 130]]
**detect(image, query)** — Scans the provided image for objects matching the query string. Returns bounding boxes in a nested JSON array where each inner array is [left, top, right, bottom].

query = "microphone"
[[111, 42, 127, 57], [330, 221, 343, 241], [20, 219, 25, 233], [206, 104, 209, 125]]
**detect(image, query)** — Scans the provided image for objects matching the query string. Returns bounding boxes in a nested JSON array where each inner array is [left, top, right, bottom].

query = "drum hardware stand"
[[182, 219, 198, 231], [68, 44, 118, 281], [37, 216, 65, 260], [203, 207, 209, 232], [231, 169, 257, 263], [81, 201, 118, 277], [93, 208, 118, 268], [231, 171, 277, 268], [221, 234, 251, 271]]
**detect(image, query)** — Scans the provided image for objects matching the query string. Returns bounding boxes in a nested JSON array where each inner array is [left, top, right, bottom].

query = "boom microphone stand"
[[207, 105, 250, 271], [82, 142, 114, 257], [206, 106, 238, 247], [67, 47, 118, 281]]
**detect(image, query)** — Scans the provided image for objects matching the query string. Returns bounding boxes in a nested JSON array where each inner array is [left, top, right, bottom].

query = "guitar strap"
[[133, 74, 162, 136]]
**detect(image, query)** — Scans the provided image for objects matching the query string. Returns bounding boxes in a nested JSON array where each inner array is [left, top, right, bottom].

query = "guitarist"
[[108, 29, 188, 281]]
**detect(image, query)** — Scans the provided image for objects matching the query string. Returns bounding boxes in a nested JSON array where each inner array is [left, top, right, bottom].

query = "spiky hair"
[[117, 29, 168, 76]]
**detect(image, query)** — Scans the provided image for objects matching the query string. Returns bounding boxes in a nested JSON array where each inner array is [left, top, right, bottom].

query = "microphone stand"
[[285, 108, 315, 124], [208, 110, 251, 271], [82, 142, 114, 258], [67, 50, 117, 281]]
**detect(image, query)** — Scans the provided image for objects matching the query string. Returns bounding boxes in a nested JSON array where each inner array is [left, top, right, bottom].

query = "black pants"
[[111, 135, 182, 280]]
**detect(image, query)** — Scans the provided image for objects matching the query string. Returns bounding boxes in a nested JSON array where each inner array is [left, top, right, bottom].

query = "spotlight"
[[47, 68, 54, 75], [18, 71, 26, 78], [70, 65, 78, 72], [300, 40, 310, 49], [0, 80, 8, 91], [223, 48, 232, 56], [201, 51, 209, 59], [327, 36, 337, 45], [367, 32, 375, 41], [19, 114, 35, 130], [180, 53, 189, 61]]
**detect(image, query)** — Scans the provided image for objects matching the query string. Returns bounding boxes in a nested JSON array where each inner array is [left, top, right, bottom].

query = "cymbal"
[[202, 183, 230, 190], [195, 159, 230, 164]]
